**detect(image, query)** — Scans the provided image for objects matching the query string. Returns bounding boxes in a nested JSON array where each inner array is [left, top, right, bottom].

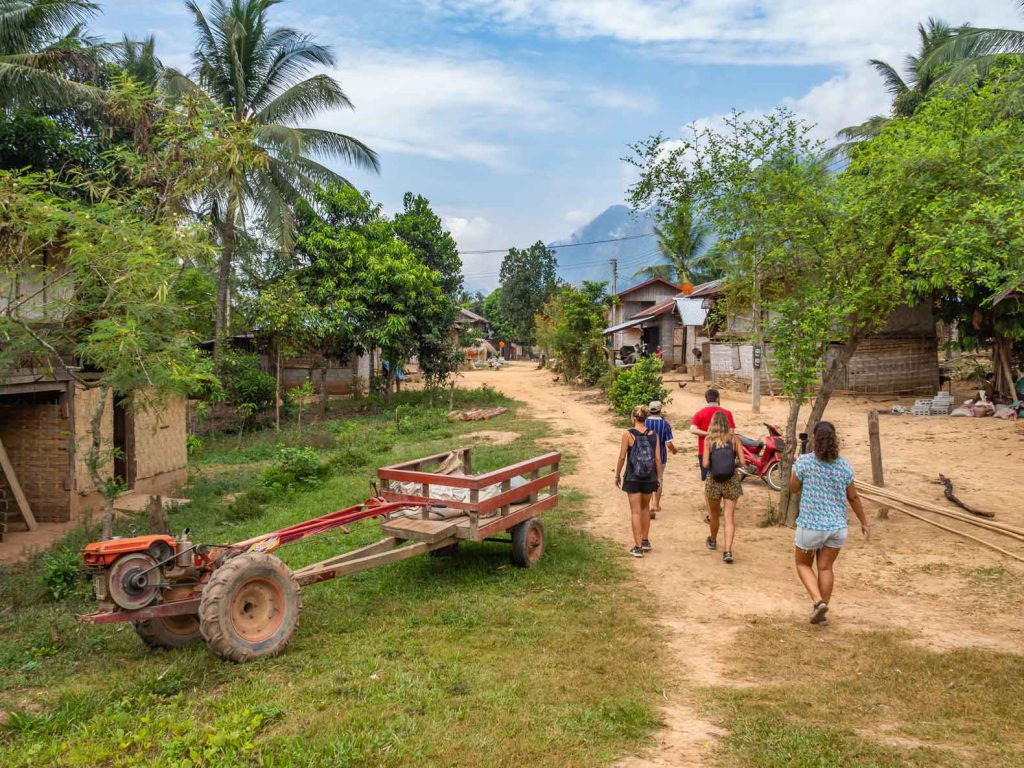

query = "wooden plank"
[[0, 381, 67, 396], [379, 490, 477, 511], [376, 468, 479, 489], [294, 537, 399, 575], [0, 434, 36, 530], [473, 452, 561, 486], [477, 472, 558, 514], [867, 411, 888, 520], [380, 517, 460, 543], [456, 495, 558, 540], [379, 447, 467, 473], [296, 539, 452, 585]]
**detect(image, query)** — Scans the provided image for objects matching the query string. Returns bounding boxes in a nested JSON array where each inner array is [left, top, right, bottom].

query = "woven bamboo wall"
[[73, 386, 114, 494], [0, 398, 70, 522], [842, 337, 938, 394], [133, 397, 187, 482]]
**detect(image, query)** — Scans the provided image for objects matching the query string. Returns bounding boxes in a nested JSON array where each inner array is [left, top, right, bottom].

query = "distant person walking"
[[645, 400, 677, 517], [790, 421, 871, 625], [690, 389, 735, 538], [615, 404, 662, 558], [701, 411, 746, 563]]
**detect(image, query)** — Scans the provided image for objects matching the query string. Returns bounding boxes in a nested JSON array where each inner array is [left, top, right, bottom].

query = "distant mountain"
[[548, 205, 662, 290]]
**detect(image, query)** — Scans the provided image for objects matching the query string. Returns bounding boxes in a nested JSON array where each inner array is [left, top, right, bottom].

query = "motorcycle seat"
[[738, 435, 764, 451]]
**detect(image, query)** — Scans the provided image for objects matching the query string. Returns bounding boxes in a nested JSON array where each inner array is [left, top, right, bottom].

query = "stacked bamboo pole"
[[855, 481, 1024, 564]]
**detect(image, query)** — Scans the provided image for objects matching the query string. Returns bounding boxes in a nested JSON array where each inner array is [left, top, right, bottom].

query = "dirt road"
[[469, 363, 1024, 766]]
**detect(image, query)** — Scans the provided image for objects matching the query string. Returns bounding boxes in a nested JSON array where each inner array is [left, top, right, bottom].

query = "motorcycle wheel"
[[765, 461, 783, 491]]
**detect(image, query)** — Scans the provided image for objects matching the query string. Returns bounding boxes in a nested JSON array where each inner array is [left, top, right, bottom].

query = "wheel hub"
[[229, 577, 285, 643], [107, 552, 160, 610]]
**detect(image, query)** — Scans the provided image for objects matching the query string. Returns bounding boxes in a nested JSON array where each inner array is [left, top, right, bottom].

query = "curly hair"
[[813, 421, 840, 463], [630, 404, 650, 424]]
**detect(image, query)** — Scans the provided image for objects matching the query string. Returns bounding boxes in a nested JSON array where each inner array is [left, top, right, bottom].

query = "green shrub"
[[225, 494, 266, 522], [261, 446, 324, 496], [580, 344, 608, 387], [215, 351, 275, 410], [186, 434, 203, 456], [41, 548, 82, 601], [608, 356, 669, 416]]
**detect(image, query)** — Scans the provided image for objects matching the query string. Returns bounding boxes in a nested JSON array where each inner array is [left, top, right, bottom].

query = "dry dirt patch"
[[461, 430, 520, 446]]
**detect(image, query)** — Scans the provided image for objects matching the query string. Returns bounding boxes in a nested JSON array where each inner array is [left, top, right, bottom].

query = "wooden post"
[[0, 434, 37, 530], [147, 495, 171, 535], [867, 410, 888, 520]]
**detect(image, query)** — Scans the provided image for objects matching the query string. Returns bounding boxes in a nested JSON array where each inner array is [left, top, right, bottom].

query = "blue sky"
[[97, 1, 1023, 289]]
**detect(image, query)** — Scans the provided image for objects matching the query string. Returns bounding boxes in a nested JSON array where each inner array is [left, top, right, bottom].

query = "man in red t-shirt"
[[690, 389, 735, 547]]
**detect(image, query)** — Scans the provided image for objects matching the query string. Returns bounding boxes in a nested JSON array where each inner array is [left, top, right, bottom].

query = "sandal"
[[810, 601, 829, 624]]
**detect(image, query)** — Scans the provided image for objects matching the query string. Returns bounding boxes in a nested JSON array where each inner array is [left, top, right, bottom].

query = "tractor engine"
[[82, 531, 207, 612]]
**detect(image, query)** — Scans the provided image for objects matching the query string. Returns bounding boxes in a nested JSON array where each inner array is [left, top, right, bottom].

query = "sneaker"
[[810, 601, 829, 624], [629, 545, 644, 558], [706, 537, 717, 551], [650, 510, 657, 520], [641, 539, 652, 552], [723, 551, 733, 564]]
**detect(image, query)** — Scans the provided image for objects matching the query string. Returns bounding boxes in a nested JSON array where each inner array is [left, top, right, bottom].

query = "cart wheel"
[[134, 614, 202, 649], [511, 519, 545, 568], [765, 461, 783, 492], [199, 553, 301, 663]]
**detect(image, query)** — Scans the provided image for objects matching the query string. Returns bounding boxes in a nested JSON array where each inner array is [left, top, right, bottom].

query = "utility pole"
[[609, 258, 618, 377], [751, 255, 762, 414]]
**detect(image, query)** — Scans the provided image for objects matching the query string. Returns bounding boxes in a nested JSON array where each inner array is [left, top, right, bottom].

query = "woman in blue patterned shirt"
[[789, 421, 871, 625]]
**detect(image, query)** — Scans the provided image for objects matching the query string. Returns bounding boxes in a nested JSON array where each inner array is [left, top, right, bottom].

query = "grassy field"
[[702, 620, 1024, 767], [0, 388, 663, 768]]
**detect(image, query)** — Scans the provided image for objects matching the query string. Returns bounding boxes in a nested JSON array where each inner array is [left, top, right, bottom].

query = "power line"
[[458, 231, 657, 255], [462, 245, 665, 280]]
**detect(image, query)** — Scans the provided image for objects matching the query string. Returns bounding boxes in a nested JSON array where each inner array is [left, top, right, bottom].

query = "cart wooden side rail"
[[376, 448, 560, 541]]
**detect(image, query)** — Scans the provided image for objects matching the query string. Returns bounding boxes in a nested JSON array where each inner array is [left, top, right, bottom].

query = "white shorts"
[[794, 526, 848, 552]]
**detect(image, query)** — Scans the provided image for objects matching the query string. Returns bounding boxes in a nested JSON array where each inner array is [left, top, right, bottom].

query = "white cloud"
[[310, 47, 651, 170], [445, 215, 499, 251], [425, 1, 1023, 67], [784, 67, 893, 141]]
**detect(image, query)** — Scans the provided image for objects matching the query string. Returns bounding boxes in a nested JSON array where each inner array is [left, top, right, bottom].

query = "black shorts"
[[622, 479, 658, 494]]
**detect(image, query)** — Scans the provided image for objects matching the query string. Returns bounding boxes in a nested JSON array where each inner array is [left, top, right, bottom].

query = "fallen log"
[[935, 474, 994, 518], [450, 407, 509, 422]]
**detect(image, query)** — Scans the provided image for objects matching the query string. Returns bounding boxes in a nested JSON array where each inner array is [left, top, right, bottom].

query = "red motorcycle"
[[737, 423, 785, 491]]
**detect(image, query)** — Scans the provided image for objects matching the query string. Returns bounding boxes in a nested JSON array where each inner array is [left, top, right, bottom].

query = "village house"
[[603, 277, 687, 367], [692, 281, 940, 394]]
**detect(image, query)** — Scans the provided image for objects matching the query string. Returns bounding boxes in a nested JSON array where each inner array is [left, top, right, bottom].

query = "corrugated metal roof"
[[603, 315, 654, 335]]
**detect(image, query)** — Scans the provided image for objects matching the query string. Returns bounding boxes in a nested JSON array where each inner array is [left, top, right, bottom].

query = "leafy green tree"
[[0, 0, 103, 108], [166, 0, 379, 356], [607, 356, 668, 416], [247, 272, 311, 430], [482, 287, 515, 346], [393, 192, 465, 395], [0, 172, 213, 538], [534, 281, 609, 383], [295, 185, 445, 404], [842, 61, 1024, 394], [920, 2, 1024, 85], [632, 203, 721, 284], [498, 241, 557, 345], [836, 18, 958, 151], [629, 110, 906, 522]]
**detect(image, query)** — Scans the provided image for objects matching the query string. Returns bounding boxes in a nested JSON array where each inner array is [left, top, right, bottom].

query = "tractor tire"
[[134, 614, 202, 649], [511, 518, 545, 568], [199, 553, 301, 663]]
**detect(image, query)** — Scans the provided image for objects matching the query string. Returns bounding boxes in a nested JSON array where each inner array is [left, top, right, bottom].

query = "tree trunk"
[[319, 363, 328, 421], [86, 385, 115, 540], [776, 396, 804, 526], [213, 196, 237, 361], [384, 364, 397, 405], [274, 346, 282, 432], [351, 355, 361, 399], [805, 329, 867, 439]]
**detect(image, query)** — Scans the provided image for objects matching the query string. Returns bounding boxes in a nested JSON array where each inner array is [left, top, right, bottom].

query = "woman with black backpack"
[[615, 404, 662, 558], [701, 411, 747, 564]]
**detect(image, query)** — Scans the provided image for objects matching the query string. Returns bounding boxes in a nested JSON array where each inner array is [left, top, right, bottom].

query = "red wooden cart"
[[78, 448, 560, 662]]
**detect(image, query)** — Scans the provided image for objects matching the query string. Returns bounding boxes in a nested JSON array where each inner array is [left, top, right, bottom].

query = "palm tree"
[[0, 0, 103, 108], [165, 0, 379, 354], [921, 2, 1024, 85], [117, 33, 162, 90], [632, 204, 713, 285], [835, 18, 957, 151]]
